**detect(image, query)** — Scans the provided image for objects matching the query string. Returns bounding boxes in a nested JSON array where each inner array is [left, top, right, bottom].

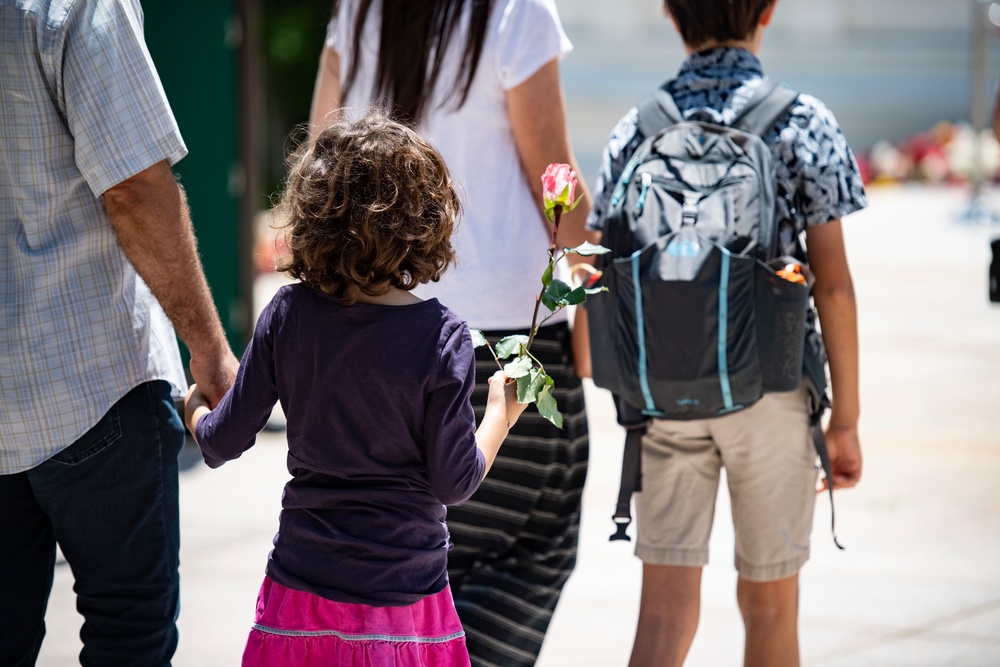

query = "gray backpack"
[[589, 79, 842, 547]]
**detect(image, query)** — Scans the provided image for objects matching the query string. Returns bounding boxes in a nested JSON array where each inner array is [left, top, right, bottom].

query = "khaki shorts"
[[634, 385, 819, 582]]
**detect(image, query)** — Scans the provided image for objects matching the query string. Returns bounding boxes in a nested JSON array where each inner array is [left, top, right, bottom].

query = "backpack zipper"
[[634, 175, 748, 216], [635, 172, 652, 212], [610, 158, 641, 208]]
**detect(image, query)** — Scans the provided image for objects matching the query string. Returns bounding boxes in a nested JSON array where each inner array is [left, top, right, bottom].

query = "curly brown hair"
[[274, 113, 460, 304]]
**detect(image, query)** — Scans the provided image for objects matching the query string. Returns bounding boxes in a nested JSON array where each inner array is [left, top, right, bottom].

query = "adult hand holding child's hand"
[[183, 384, 212, 438]]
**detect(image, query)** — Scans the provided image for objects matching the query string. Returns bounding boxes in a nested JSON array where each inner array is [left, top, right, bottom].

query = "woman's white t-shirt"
[[326, 0, 572, 330]]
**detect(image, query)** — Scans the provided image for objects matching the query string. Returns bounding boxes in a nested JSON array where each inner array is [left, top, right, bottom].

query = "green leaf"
[[543, 279, 574, 308], [469, 329, 488, 349], [541, 261, 555, 290], [517, 368, 547, 404], [503, 355, 533, 379], [565, 241, 611, 257], [535, 381, 563, 429], [495, 335, 529, 359], [563, 286, 588, 306]]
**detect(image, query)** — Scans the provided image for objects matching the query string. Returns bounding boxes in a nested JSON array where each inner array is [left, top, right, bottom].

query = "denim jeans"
[[0, 380, 184, 666]]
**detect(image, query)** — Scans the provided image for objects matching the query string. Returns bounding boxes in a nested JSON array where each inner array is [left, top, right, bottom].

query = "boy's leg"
[[630, 417, 721, 667], [737, 574, 800, 667], [629, 565, 701, 667], [711, 385, 818, 667]]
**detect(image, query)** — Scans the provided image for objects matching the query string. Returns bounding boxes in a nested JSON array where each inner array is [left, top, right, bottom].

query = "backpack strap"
[[609, 397, 649, 542], [636, 86, 683, 139], [637, 78, 796, 140], [610, 426, 645, 541], [731, 77, 799, 138], [804, 377, 845, 550]]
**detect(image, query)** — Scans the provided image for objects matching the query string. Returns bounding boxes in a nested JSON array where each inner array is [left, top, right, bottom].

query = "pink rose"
[[541, 163, 578, 221]]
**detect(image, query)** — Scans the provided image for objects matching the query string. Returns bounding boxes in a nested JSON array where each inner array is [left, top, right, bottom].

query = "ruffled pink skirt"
[[242, 577, 470, 666]]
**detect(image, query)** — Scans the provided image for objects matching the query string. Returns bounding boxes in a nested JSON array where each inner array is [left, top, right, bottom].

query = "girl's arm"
[[476, 371, 528, 477], [507, 58, 600, 377], [507, 58, 596, 252], [184, 384, 212, 435], [183, 298, 282, 468], [806, 219, 862, 491], [424, 327, 526, 505], [309, 44, 342, 139]]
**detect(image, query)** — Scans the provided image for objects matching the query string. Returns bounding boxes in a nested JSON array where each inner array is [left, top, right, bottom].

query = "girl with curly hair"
[[311, 3, 599, 663], [184, 113, 526, 666]]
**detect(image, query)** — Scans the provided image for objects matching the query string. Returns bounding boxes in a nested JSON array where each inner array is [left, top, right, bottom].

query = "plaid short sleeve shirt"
[[0, 0, 189, 473], [587, 47, 868, 380]]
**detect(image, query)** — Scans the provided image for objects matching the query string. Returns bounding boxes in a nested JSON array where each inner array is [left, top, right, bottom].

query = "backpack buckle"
[[681, 194, 699, 226], [609, 516, 632, 542]]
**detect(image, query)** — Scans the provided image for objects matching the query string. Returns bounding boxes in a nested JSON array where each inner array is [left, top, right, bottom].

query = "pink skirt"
[[242, 577, 470, 667]]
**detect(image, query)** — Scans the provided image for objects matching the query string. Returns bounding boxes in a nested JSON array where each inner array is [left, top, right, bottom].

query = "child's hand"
[[487, 370, 528, 430], [183, 383, 212, 438]]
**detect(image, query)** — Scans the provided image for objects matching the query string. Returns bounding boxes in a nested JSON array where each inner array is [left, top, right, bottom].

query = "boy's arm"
[[806, 219, 862, 491]]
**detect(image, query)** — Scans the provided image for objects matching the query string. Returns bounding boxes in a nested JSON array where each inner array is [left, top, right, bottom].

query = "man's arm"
[[103, 161, 239, 406], [806, 219, 862, 491]]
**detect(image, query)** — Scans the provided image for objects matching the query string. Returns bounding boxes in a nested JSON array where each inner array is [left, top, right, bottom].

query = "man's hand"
[[819, 423, 862, 492], [190, 348, 239, 408]]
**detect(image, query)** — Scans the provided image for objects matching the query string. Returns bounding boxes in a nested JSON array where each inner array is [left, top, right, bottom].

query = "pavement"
[[36, 184, 1000, 665]]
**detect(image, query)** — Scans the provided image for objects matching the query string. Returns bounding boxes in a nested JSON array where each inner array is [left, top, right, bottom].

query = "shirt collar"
[[674, 47, 764, 90]]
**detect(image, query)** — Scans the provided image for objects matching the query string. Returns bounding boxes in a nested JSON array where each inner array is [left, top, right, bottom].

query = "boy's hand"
[[183, 383, 212, 437], [818, 424, 862, 492], [486, 370, 528, 430]]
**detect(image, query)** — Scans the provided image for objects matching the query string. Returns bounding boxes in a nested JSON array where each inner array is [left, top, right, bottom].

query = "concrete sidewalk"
[[36, 185, 1000, 665]]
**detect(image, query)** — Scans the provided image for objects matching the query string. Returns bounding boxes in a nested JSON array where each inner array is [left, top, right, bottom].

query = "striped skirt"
[[242, 578, 470, 666], [447, 321, 589, 667]]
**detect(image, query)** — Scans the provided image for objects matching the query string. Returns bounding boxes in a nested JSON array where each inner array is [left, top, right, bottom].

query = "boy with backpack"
[[586, 2, 866, 666]]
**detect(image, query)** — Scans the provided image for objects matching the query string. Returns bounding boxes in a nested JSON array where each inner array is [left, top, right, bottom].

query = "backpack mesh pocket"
[[754, 261, 809, 392], [591, 246, 764, 418]]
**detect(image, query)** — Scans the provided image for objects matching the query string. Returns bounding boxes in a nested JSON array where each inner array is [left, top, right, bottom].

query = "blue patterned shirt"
[[587, 47, 867, 378], [1, 0, 188, 473]]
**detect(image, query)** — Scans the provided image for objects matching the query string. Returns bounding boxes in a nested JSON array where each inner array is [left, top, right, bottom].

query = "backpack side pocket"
[[755, 260, 809, 392]]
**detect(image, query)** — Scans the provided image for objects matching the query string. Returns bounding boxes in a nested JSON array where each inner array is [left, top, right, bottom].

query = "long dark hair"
[[333, 0, 497, 125]]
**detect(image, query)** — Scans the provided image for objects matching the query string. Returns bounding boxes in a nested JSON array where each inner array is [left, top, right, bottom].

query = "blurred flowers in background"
[[858, 121, 1000, 186]]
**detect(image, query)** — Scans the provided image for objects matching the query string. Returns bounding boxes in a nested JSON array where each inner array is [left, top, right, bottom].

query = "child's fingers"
[[488, 370, 508, 385]]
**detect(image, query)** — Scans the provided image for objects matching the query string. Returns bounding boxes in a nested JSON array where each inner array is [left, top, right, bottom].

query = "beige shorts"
[[634, 385, 819, 582]]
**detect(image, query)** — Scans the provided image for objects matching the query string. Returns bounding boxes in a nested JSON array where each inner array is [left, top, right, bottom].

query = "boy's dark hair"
[[665, 0, 773, 47], [275, 113, 460, 304]]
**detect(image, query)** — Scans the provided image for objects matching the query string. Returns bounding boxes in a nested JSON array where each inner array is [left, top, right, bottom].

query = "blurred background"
[[140, 0, 1000, 350], [36, 1, 1000, 665]]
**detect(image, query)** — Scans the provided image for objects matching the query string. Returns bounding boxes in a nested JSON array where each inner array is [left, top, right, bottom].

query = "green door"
[[142, 0, 253, 357]]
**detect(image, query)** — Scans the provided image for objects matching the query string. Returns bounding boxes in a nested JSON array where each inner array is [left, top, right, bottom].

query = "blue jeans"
[[0, 380, 183, 666]]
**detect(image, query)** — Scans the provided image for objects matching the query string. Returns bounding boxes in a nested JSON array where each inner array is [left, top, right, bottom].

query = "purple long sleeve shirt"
[[195, 283, 485, 606]]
